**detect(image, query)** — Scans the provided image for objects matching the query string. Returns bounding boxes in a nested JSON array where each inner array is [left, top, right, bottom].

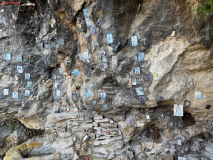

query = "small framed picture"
[[70, 108, 74, 113], [132, 79, 136, 85], [4, 89, 9, 95], [91, 26, 96, 34], [17, 66, 23, 73], [92, 101, 97, 105], [25, 73, 30, 80], [98, 10, 103, 19], [138, 52, 145, 62], [88, 104, 92, 109], [103, 104, 108, 110], [13, 92, 18, 99], [131, 36, 138, 46], [83, 8, 90, 18], [74, 69, 79, 76], [76, 83, 81, 89], [55, 83, 58, 89], [96, 18, 101, 28], [25, 90, 30, 96], [112, 56, 117, 65], [106, 33, 113, 44], [87, 71, 92, 77], [174, 104, 183, 116], [54, 75, 56, 79], [86, 90, 92, 97], [128, 79, 131, 86], [5, 53, 11, 60], [72, 94, 77, 101], [135, 67, 140, 74], [94, 40, 98, 46], [90, 84, 93, 88], [27, 81, 32, 88], [85, 18, 93, 27], [83, 52, 89, 60], [104, 63, 108, 69], [59, 68, 63, 74], [102, 56, 107, 62], [134, 54, 137, 60], [195, 92, 202, 99], [74, 108, 78, 113], [56, 90, 60, 97], [178, 157, 185, 160], [59, 38, 64, 46], [100, 50, 105, 56], [17, 55, 22, 62], [139, 96, 146, 104], [51, 42, 56, 49], [101, 93, 106, 99], [66, 61, 71, 67], [135, 87, 144, 96]]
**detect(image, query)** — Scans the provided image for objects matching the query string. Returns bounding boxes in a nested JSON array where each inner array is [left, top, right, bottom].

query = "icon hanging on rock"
[[156, 96, 163, 101]]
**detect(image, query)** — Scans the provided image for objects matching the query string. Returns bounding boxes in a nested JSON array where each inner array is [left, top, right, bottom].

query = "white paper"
[[4, 89, 9, 95]]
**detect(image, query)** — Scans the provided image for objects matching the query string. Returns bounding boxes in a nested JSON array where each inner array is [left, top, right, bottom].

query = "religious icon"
[[92, 101, 97, 105], [54, 75, 56, 79], [88, 104, 92, 109], [59, 38, 64, 46], [86, 90, 92, 97], [96, 19, 101, 28], [17, 55, 22, 62], [72, 94, 77, 100], [106, 33, 113, 44], [128, 79, 131, 86], [112, 56, 117, 65], [174, 104, 183, 116], [43, 41, 48, 48], [66, 61, 71, 67], [74, 69, 79, 76], [94, 40, 98, 46], [98, 10, 103, 19], [56, 90, 60, 97], [104, 63, 108, 69], [55, 108, 58, 114], [195, 92, 202, 99], [171, 31, 176, 36], [135, 87, 144, 96], [59, 68, 63, 74], [131, 36, 138, 46], [55, 83, 58, 89], [27, 81, 32, 88], [132, 79, 136, 85], [83, 8, 90, 18], [135, 67, 140, 74], [91, 26, 96, 34], [25, 90, 30, 96], [103, 104, 108, 110], [90, 84, 93, 88], [134, 54, 137, 60], [17, 66, 23, 73], [177, 138, 181, 145], [13, 92, 18, 99], [100, 50, 105, 56], [85, 18, 93, 27], [83, 52, 89, 60], [146, 115, 150, 120], [153, 72, 158, 77], [139, 96, 146, 104], [25, 73, 30, 80], [76, 83, 81, 89], [74, 108, 78, 113], [4, 89, 9, 95], [138, 52, 145, 62], [101, 93, 106, 99], [102, 56, 107, 62], [70, 108, 74, 113], [5, 53, 11, 60], [51, 42, 56, 49]]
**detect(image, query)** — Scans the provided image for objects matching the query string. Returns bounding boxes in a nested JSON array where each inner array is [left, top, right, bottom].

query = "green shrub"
[[10, 121, 18, 133], [197, 0, 213, 15]]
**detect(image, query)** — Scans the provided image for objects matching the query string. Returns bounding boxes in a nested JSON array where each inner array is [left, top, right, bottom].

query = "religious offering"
[[91, 26, 96, 34], [156, 96, 163, 101], [94, 40, 98, 46], [128, 79, 131, 86], [170, 122, 173, 129], [92, 101, 97, 105], [135, 67, 140, 74], [74, 108, 78, 113], [74, 69, 79, 76], [106, 33, 113, 44], [138, 52, 145, 62], [5, 53, 11, 60], [25, 73, 30, 80], [104, 63, 108, 68], [25, 90, 30, 96], [85, 18, 93, 27], [96, 19, 102, 28], [174, 104, 183, 116], [112, 56, 117, 65], [134, 54, 137, 60], [103, 104, 108, 110], [103, 56, 107, 62], [115, 41, 120, 51], [55, 83, 58, 89], [135, 87, 144, 96], [101, 93, 106, 99], [72, 94, 77, 101], [27, 81, 32, 88], [83, 8, 89, 18], [131, 36, 138, 46], [139, 96, 146, 104], [76, 83, 81, 89], [56, 90, 60, 97], [59, 38, 64, 46], [66, 61, 71, 67], [90, 84, 93, 88], [17, 66, 23, 73], [86, 90, 92, 97], [17, 55, 22, 62], [83, 52, 88, 60], [101, 50, 105, 56], [195, 92, 202, 99], [13, 92, 18, 99], [59, 68, 63, 74], [132, 79, 136, 85], [98, 10, 103, 19], [177, 138, 181, 145], [51, 42, 56, 49], [88, 104, 92, 109], [4, 89, 9, 95]]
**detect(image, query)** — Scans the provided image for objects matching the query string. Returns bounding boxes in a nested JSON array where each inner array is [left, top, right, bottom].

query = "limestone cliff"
[[1, 0, 213, 159]]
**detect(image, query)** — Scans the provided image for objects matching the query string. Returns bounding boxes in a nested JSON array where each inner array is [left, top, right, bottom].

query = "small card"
[[85, 18, 93, 27], [174, 104, 183, 116], [74, 69, 79, 76], [195, 92, 202, 99], [90, 84, 93, 88], [138, 52, 145, 62], [135, 87, 144, 96], [178, 157, 185, 160], [92, 101, 97, 105], [106, 33, 113, 44], [27, 81, 32, 88], [56, 90, 60, 97], [83, 52, 89, 60], [131, 36, 138, 46], [91, 26, 96, 34], [177, 139, 181, 145], [72, 94, 77, 100], [146, 115, 150, 119], [128, 79, 131, 86], [103, 104, 108, 110], [66, 61, 71, 67], [134, 54, 137, 60], [51, 42, 56, 49], [83, 8, 90, 18], [17, 66, 23, 73], [135, 67, 140, 74], [132, 79, 136, 85], [98, 10, 103, 19], [25, 73, 30, 80], [5, 53, 11, 60], [112, 56, 117, 65], [55, 83, 58, 89], [86, 90, 92, 97], [25, 90, 30, 96], [59, 68, 63, 74], [17, 55, 22, 62], [139, 96, 146, 104], [102, 56, 107, 62], [101, 93, 106, 99], [4, 89, 9, 95], [13, 92, 18, 99], [59, 38, 64, 46], [94, 40, 98, 46], [104, 63, 108, 69]]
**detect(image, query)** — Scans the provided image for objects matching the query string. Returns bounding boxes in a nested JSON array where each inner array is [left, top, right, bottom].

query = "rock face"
[[1, 0, 213, 159]]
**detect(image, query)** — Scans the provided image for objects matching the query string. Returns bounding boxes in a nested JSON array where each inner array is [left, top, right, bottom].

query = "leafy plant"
[[10, 121, 18, 133], [197, 0, 213, 15]]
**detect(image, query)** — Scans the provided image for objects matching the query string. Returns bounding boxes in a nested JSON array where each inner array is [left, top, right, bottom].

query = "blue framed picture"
[[17, 55, 22, 62], [135, 67, 140, 74], [91, 26, 96, 34], [96, 19, 101, 28], [106, 33, 113, 44], [92, 101, 97, 105], [59, 38, 64, 46], [56, 90, 60, 97], [131, 36, 138, 46], [83, 8, 90, 18], [27, 81, 32, 88], [17, 66, 23, 73], [25, 90, 30, 96], [85, 18, 93, 27], [138, 52, 145, 62], [135, 87, 144, 96], [134, 54, 137, 60], [103, 104, 108, 110], [88, 104, 92, 109], [101, 93, 106, 99], [51, 42, 56, 49], [115, 41, 120, 51], [13, 92, 18, 99], [25, 73, 30, 80], [132, 79, 136, 85], [5, 53, 11, 60], [139, 96, 146, 104], [74, 69, 79, 76], [195, 92, 202, 99], [94, 40, 98, 46], [72, 94, 77, 100], [83, 52, 88, 60], [59, 68, 63, 74], [55, 83, 58, 89], [104, 63, 108, 68], [91, 84, 93, 88], [86, 90, 92, 97], [174, 104, 183, 116], [102, 56, 107, 62]]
